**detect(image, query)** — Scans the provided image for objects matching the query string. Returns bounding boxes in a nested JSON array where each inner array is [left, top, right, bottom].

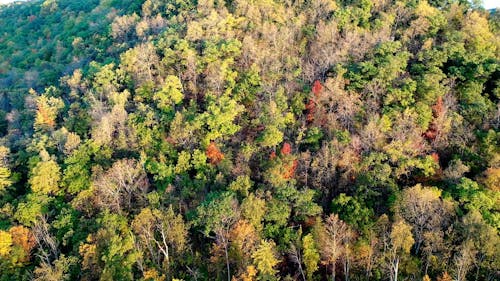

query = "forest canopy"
[[0, 0, 498, 281]]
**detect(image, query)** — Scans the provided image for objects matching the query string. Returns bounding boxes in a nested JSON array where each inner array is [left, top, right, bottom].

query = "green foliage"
[[0, 0, 498, 280]]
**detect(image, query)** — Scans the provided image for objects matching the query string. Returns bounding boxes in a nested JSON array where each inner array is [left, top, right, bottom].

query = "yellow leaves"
[[79, 236, 98, 271], [34, 95, 64, 131], [230, 219, 258, 258], [238, 265, 257, 281], [174, 151, 192, 174], [302, 233, 320, 280], [143, 268, 166, 281], [390, 221, 414, 254], [0, 230, 13, 256], [0, 226, 35, 263], [29, 159, 61, 195], [462, 11, 497, 61], [155, 76, 184, 112], [416, 1, 438, 18], [251, 240, 279, 276]]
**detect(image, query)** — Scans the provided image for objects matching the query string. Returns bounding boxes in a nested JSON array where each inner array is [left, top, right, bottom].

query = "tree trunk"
[[394, 258, 399, 281], [224, 239, 231, 281], [332, 262, 336, 281]]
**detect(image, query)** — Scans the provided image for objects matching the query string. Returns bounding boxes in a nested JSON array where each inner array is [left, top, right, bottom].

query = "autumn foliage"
[[312, 80, 323, 96], [206, 142, 224, 165], [9, 226, 35, 262], [306, 80, 323, 123], [424, 96, 445, 141], [280, 142, 292, 155]]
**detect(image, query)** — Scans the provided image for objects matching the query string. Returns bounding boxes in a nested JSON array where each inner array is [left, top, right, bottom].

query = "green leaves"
[[154, 75, 184, 113]]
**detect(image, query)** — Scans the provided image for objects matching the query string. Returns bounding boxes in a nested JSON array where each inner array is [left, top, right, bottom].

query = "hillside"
[[0, 1, 498, 281]]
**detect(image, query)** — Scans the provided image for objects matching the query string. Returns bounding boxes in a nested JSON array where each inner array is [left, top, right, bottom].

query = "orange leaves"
[[4, 226, 36, 262], [432, 96, 444, 118], [282, 159, 298, 179], [430, 152, 439, 164], [268, 143, 298, 182], [206, 142, 224, 165]]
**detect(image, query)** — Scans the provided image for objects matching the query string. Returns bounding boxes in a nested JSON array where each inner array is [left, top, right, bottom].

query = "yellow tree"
[[0, 231, 12, 257], [302, 233, 320, 281], [30, 159, 61, 195], [380, 219, 414, 281], [252, 240, 279, 278]]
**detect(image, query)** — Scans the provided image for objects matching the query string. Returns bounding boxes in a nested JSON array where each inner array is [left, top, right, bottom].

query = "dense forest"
[[0, 0, 498, 280]]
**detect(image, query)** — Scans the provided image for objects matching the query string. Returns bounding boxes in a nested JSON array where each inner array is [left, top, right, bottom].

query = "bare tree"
[[93, 159, 149, 213]]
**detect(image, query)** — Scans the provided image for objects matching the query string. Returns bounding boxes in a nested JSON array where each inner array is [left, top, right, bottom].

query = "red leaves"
[[424, 124, 438, 141], [312, 80, 323, 96], [206, 142, 224, 165], [281, 142, 292, 155], [269, 151, 277, 160], [269, 143, 298, 179], [306, 99, 316, 123], [307, 80, 322, 123]]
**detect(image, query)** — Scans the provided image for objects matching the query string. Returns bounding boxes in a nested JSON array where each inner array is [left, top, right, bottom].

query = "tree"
[[229, 219, 259, 275], [9, 225, 36, 263], [378, 217, 415, 281], [154, 75, 184, 113], [302, 233, 320, 281], [33, 255, 77, 281], [132, 206, 188, 275], [315, 214, 352, 281], [395, 185, 453, 254], [206, 142, 225, 165], [252, 240, 279, 279], [0, 146, 12, 193], [437, 272, 452, 281], [30, 159, 61, 195], [34, 94, 64, 131], [0, 231, 12, 256], [194, 192, 240, 281], [93, 159, 149, 212]]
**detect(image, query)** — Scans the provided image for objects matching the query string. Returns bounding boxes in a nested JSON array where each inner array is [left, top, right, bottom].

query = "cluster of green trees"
[[0, 0, 498, 280]]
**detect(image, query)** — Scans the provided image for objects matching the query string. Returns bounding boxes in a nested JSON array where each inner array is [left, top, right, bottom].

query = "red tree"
[[312, 80, 323, 96], [281, 142, 292, 155]]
